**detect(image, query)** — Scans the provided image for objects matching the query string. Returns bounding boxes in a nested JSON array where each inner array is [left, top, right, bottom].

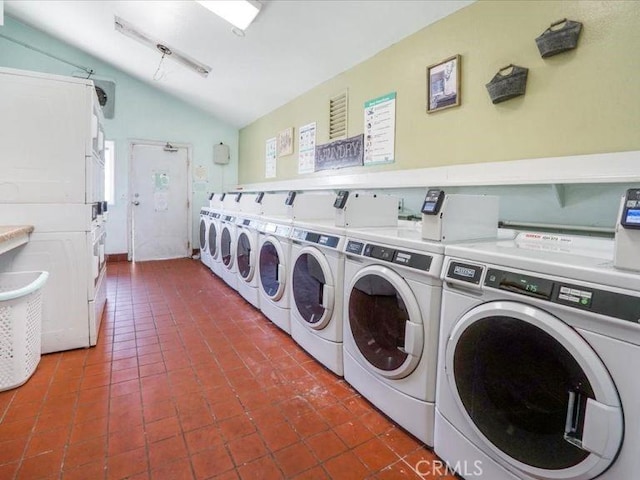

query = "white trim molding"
[[236, 150, 640, 192]]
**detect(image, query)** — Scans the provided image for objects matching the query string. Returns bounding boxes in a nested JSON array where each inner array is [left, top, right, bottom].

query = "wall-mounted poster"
[[315, 134, 364, 172], [265, 137, 277, 178], [298, 122, 316, 174], [363, 92, 396, 165], [277, 127, 294, 156]]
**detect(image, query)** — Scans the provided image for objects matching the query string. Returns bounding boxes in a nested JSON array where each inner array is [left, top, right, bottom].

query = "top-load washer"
[[435, 231, 640, 480], [342, 191, 500, 446], [235, 192, 264, 308], [258, 191, 337, 334], [289, 191, 399, 376], [219, 192, 242, 290]]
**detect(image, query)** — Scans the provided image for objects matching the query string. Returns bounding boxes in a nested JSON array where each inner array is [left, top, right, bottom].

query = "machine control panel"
[[447, 261, 484, 285], [334, 190, 349, 209], [363, 243, 432, 271], [255, 192, 264, 203], [223, 215, 236, 222], [285, 191, 297, 206], [480, 267, 640, 323], [291, 228, 340, 248], [262, 222, 291, 237], [620, 188, 640, 229], [212, 213, 220, 219], [200, 208, 208, 215], [421, 189, 445, 215]]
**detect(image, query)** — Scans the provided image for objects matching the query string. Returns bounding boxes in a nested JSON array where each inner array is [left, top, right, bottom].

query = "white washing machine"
[[235, 192, 264, 308], [258, 191, 337, 334], [198, 207, 212, 269], [290, 220, 345, 375], [435, 232, 640, 480], [342, 222, 444, 445], [208, 193, 224, 277], [219, 193, 242, 290]]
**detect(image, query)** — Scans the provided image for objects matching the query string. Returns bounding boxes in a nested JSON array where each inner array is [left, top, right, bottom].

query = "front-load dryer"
[[219, 211, 239, 290], [198, 207, 212, 269], [236, 215, 262, 309], [435, 232, 640, 480], [342, 222, 444, 445], [208, 211, 222, 277], [290, 220, 345, 375]]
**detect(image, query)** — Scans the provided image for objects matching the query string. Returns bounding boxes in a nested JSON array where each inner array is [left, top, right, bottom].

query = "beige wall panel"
[[239, 1, 640, 185]]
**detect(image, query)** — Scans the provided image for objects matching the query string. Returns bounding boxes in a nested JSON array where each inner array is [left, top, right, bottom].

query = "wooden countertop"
[[0, 225, 34, 255]]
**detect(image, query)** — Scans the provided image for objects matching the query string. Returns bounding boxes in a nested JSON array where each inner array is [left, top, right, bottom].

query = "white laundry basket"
[[0, 271, 49, 391]]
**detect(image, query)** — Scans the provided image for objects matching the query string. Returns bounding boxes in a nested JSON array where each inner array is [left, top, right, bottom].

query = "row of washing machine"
[[198, 188, 640, 480]]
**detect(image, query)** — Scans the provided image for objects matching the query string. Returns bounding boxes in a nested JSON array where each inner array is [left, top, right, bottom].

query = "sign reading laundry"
[[314, 134, 364, 171]]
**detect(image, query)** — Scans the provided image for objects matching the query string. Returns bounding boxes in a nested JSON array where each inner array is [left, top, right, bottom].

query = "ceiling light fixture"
[[196, 0, 262, 31], [114, 16, 211, 78]]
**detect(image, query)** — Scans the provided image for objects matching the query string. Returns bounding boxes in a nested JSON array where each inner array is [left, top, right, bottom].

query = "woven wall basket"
[[536, 19, 583, 58], [486, 64, 529, 104]]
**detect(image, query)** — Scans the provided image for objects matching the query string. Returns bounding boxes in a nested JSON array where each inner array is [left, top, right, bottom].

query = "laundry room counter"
[[0, 225, 34, 255]]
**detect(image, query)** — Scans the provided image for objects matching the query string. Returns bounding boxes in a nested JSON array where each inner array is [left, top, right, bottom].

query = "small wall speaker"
[[213, 142, 230, 165]]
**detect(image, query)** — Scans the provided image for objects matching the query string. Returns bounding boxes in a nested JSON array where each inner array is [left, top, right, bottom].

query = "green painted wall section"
[[238, 1, 640, 184], [0, 16, 239, 254]]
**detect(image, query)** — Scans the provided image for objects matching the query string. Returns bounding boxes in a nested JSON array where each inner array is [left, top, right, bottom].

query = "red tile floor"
[[0, 259, 457, 480]]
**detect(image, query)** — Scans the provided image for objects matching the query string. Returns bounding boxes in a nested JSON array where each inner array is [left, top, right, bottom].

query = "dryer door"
[[199, 217, 207, 252], [208, 221, 218, 260], [446, 301, 623, 480], [220, 224, 234, 269], [259, 236, 286, 301], [292, 246, 334, 330], [237, 229, 256, 282], [346, 265, 423, 379]]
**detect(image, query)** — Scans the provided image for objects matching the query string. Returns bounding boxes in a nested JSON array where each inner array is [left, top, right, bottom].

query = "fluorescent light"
[[196, 0, 261, 31]]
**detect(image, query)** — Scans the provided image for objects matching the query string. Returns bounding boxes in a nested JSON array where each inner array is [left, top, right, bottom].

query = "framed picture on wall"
[[277, 127, 294, 156], [427, 54, 461, 113]]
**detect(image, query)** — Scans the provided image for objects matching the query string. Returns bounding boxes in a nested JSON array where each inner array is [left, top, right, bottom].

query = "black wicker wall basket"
[[536, 19, 583, 58], [485, 64, 529, 104]]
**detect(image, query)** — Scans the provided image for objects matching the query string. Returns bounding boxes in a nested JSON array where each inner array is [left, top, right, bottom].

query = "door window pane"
[[454, 316, 594, 470], [348, 274, 409, 371], [199, 219, 207, 250], [208, 223, 217, 256], [293, 253, 326, 324], [237, 232, 251, 278], [259, 241, 280, 297], [221, 228, 232, 266]]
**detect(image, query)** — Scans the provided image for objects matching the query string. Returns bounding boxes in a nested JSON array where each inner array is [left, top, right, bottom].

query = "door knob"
[[132, 201, 140, 206]]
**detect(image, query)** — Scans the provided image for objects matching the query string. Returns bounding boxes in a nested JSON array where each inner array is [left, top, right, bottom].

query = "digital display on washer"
[[364, 244, 395, 262], [620, 189, 640, 229], [485, 268, 554, 300], [392, 250, 432, 271], [346, 241, 364, 254], [447, 261, 483, 284]]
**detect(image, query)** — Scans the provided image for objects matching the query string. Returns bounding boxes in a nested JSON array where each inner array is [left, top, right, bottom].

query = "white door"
[[130, 143, 190, 261]]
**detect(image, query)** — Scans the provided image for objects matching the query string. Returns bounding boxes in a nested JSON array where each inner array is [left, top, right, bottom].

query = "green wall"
[[0, 16, 239, 254], [239, 0, 640, 184]]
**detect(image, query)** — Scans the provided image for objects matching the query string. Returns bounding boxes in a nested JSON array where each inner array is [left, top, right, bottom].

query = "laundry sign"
[[314, 134, 364, 171]]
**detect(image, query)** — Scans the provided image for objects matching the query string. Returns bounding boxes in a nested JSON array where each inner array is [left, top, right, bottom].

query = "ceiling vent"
[[93, 79, 115, 119], [329, 90, 348, 140]]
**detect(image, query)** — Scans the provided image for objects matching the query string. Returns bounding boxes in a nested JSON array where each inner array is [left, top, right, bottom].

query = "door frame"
[[127, 139, 193, 261]]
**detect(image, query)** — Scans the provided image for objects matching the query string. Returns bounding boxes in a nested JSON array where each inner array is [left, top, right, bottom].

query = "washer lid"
[[347, 265, 423, 379], [446, 301, 622, 480], [292, 246, 334, 330]]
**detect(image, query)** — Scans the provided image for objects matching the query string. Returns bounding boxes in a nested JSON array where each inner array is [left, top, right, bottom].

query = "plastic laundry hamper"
[[0, 271, 49, 391]]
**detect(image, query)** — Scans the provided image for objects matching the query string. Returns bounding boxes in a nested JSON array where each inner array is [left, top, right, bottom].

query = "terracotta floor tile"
[[353, 437, 400, 472], [333, 419, 376, 448], [273, 442, 317, 478], [288, 411, 330, 439], [148, 434, 188, 471], [317, 403, 352, 427], [24, 427, 69, 458], [380, 427, 424, 457], [190, 443, 234, 480], [305, 430, 349, 462], [211, 397, 245, 420], [184, 424, 223, 454], [107, 446, 148, 480], [247, 404, 286, 430], [323, 451, 370, 480], [218, 414, 256, 441], [150, 457, 194, 480], [3, 400, 42, 423], [361, 409, 395, 436], [291, 465, 330, 480], [0, 462, 19, 480], [259, 421, 300, 452], [69, 416, 108, 444], [237, 455, 284, 480], [227, 432, 268, 466], [64, 436, 107, 469], [108, 427, 146, 456], [17, 448, 64, 480], [62, 459, 106, 480], [373, 459, 423, 479], [0, 437, 29, 465]]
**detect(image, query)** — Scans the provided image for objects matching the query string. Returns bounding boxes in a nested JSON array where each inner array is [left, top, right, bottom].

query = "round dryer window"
[[237, 231, 253, 280], [259, 240, 285, 299], [292, 249, 333, 329], [221, 227, 232, 267], [347, 267, 423, 378], [208, 222, 218, 258], [446, 301, 623, 479], [199, 219, 207, 251]]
